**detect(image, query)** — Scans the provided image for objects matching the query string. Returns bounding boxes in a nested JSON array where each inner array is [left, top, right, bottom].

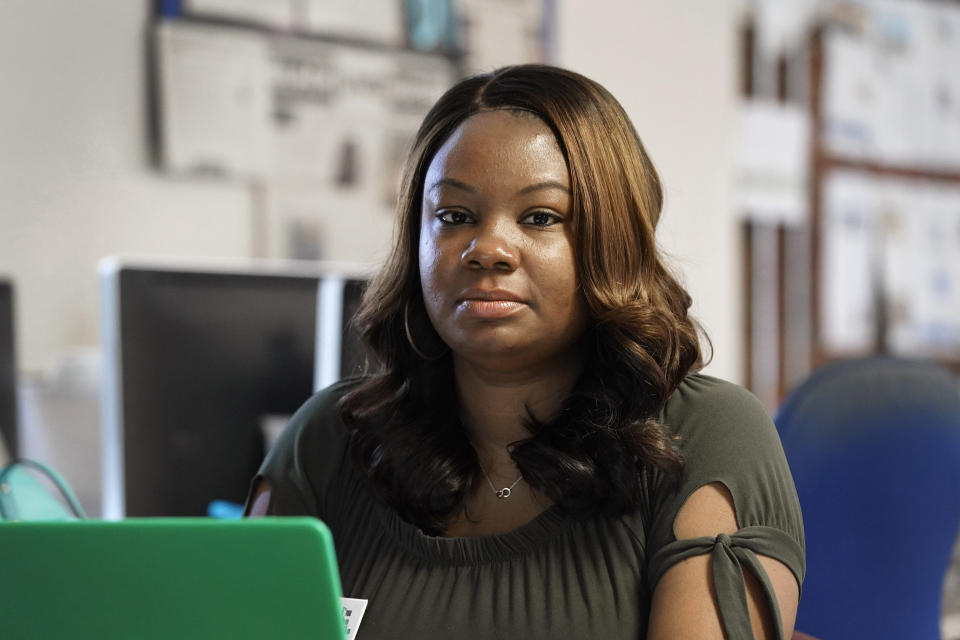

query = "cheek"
[[418, 229, 448, 312], [538, 244, 579, 297], [541, 245, 588, 328], [417, 217, 435, 282]]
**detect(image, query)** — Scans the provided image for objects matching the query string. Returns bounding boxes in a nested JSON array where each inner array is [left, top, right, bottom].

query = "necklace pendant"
[[497, 487, 511, 499]]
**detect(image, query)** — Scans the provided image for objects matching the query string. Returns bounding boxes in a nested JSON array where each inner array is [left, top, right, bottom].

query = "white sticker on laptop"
[[341, 597, 368, 640]]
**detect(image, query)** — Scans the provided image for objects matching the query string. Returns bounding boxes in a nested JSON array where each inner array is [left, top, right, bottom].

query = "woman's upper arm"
[[646, 483, 800, 640]]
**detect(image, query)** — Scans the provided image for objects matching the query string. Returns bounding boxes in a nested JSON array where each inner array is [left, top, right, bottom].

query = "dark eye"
[[521, 211, 562, 227], [437, 210, 471, 225]]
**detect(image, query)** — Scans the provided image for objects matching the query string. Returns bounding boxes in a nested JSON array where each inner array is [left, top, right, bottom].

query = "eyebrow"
[[426, 178, 571, 197], [517, 180, 571, 195], [427, 178, 475, 196]]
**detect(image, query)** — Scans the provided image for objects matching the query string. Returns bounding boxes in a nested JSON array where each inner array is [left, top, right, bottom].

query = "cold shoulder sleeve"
[[644, 374, 805, 638], [245, 381, 354, 518]]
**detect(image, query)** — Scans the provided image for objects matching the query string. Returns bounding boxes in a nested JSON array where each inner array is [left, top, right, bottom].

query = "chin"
[[458, 339, 568, 373]]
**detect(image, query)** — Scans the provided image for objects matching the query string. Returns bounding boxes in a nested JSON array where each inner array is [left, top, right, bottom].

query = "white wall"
[[557, 1, 745, 383], [0, 0, 252, 373], [0, 0, 746, 384]]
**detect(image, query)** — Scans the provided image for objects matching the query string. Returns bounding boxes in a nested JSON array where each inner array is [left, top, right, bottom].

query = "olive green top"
[[252, 374, 805, 639]]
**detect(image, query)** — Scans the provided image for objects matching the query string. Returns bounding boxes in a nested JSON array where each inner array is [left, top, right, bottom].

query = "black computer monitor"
[[0, 279, 16, 458], [100, 259, 366, 518]]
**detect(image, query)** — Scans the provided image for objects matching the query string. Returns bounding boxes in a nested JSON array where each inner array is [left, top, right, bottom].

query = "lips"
[[457, 288, 525, 304], [456, 288, 527, 318]]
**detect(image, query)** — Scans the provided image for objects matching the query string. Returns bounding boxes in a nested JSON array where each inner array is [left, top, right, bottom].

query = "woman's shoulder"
[[663, 373, 772, 437], [661, 372, 784, 471], [294, 375, 364, 425], [665, 372, 763, 411], [293, 377, 359, 424], [267, 377, 361, 463], [254, 377, 364, 517]]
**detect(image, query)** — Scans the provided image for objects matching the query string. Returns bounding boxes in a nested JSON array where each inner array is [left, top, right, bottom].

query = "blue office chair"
[[776, 356, 960, 639]]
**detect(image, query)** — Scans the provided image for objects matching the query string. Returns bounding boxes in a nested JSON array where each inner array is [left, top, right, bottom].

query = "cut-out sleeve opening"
[[649, 526, 802, 639], [243, 475, 272, 516], [648, 479, 802, 639]]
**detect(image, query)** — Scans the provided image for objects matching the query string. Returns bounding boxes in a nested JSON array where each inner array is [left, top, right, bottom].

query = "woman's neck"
[[453, 350, 583, 474]]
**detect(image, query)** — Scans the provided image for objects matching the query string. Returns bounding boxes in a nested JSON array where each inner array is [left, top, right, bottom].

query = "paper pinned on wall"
[[820, 173, 960, 359], [925, 6, 960, 168], [267, 38, 454, 188], [262, 41, 456, 261], [870, 0, 921, 167], [917, 184, 960, 352], [269, 38, 382, 185], [736, 100, 811, 226], [883, 179, 960, 356], [155, 21, 272, 178], [821, 0, 960, 170], [821, 27, 881, 161], [819, 170, 879, 354]]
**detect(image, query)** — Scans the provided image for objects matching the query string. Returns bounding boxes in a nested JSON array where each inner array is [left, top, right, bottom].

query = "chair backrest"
[[776, 356, 960, 640]]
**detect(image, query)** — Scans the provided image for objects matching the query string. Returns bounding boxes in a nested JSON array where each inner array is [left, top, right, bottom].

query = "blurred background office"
[[1, 0, 959, 636]]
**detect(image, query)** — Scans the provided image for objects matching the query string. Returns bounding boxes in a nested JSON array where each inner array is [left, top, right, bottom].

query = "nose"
[[460, 219, 519, 271]]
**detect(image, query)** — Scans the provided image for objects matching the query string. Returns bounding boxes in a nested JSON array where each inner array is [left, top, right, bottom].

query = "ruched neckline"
[[378, 499, 573, 567]]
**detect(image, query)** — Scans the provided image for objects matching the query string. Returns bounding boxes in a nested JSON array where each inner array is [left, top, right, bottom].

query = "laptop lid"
[[0, 517, 345, 640]]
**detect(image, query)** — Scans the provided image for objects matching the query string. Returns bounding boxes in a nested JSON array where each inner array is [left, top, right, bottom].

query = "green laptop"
[[0, 517, 345, 639]]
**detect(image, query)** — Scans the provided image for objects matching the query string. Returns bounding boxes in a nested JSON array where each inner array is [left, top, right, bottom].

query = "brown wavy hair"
[[339, 64, 706, 534]]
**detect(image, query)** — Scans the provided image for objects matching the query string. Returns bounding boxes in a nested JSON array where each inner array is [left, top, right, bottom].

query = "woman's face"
[[418, 110, 589, 373]]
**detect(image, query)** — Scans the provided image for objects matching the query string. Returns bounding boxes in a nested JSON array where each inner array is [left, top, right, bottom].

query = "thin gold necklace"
[[478, 461, 523, 499]]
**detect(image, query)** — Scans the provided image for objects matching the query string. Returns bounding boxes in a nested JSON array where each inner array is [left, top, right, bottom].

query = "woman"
[[247, 64, 804, 639]]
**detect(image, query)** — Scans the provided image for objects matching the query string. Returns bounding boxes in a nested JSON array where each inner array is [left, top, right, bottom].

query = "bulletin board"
[[810, 0, 960, 365], [740, 0, 960, 408], [149, 0, 553, 262]]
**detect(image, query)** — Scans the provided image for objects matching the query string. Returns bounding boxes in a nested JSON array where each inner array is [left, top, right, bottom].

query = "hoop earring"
[[404, 302, 448, 361]]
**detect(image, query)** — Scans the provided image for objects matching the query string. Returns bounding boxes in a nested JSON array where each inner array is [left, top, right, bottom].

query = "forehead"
[[424, 110, 568, 191]]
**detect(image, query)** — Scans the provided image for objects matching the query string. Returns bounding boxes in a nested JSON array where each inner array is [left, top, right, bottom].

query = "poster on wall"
[[154, 21, 273, 178], [821, 0, 960, 170], [264, 37, 456, 261], [736, 100, 811, 225], [819, 170, 879, 354], [821, 170, 960, 359], [881, 179, 960, 356], [152, 1, 555, 262], [153, 19, 456, 262]]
